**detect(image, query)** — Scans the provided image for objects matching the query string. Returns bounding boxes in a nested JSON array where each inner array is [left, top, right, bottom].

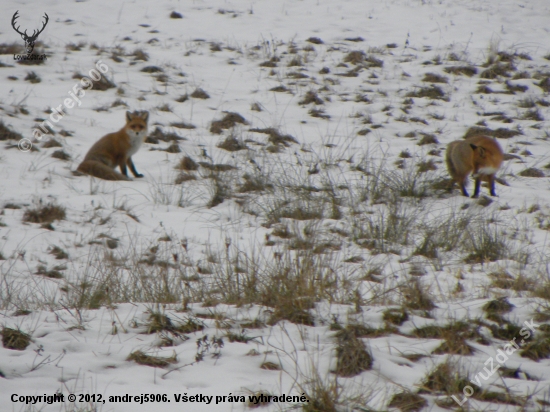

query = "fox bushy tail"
[[77, 160, 131, 181]]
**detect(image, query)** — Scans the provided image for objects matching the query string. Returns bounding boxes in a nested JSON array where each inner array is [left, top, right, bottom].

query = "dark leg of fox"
[[489, 175, 497, 196], [460, 179, 469, 197], [127, 158, 143, 178], [472, 177, 481, 198], [120, 163, 128, 177]]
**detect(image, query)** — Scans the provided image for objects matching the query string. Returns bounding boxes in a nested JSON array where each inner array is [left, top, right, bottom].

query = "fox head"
[[125, 110, 149, 140]]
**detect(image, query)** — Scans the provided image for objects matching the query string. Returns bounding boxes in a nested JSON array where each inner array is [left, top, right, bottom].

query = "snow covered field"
[[1, 0, 550, 411]]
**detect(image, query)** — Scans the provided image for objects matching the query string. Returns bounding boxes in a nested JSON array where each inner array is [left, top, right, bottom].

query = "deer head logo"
[[11, 11, 49, 55]]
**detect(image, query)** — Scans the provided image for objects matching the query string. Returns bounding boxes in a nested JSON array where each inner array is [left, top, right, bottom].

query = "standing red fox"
[[77, 111, 149, 181], [445, 135, 504, 198]]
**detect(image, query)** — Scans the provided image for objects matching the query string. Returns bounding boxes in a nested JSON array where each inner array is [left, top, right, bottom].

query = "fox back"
[[77, 111, 149, 181], [445, 135, 503, 197]]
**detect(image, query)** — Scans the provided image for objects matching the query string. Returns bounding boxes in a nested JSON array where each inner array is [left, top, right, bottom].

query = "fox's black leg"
[[127, 158, 144, 178], [472, 177, 481, 198], [489, 175, 497, 196], [460, 179, 469, 197], [120, 163, 128, 177]]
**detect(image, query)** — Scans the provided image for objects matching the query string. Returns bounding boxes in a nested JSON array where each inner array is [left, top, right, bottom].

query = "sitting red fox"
[[445, 135, 504, 198], [77, 111, 149, 181]]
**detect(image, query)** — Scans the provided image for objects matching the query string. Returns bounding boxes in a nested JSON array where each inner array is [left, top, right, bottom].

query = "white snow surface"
[[0, 0, 550, 411]]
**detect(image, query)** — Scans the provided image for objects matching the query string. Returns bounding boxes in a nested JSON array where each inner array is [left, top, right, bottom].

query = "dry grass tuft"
[[191, 88, 210, 99], [217, 135, 248, 152], [422, 73, 448, 83], [127, 350, 177, 367], [260, 361, 281, 370], [1, 327, 31, 350], [463, 126, 521, 139], [480, 63, 514, 79], [51, 150, 70, 161], [0, 42, 22, 55], [520, 335, 550, 360], [388, 392, 427, 412], [147, 126, 186, 143], [417, 133, 439, 146], [210, 112, 247, 134], [383, 308, 409, 325], [23, 203, 66, 224], [250, 127, 298, 147], [406, 85, 448, 101], [444, 65, 477, 76], [483, 297, 514, 315], [299, 90, 324, 105], [0, 121, 24, 141], [334, 328, 373, 377], [90, 73, 116, 91], [519, 168, 545, 178], [176, 156, 199, 171], [401, 279, 435, 311]]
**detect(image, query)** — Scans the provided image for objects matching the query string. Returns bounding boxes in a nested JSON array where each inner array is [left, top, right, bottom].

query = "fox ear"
[[470, 143, 478, 150], [140, 111, 149, 122], [126, 111, 133, 122]]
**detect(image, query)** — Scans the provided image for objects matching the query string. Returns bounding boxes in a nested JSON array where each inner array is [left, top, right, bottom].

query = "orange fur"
[[445, 135, 504, 197], [77, 111, 149, 181]]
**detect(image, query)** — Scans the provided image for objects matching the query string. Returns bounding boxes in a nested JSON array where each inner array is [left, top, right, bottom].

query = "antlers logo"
[[11, 11, 49, 55]]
